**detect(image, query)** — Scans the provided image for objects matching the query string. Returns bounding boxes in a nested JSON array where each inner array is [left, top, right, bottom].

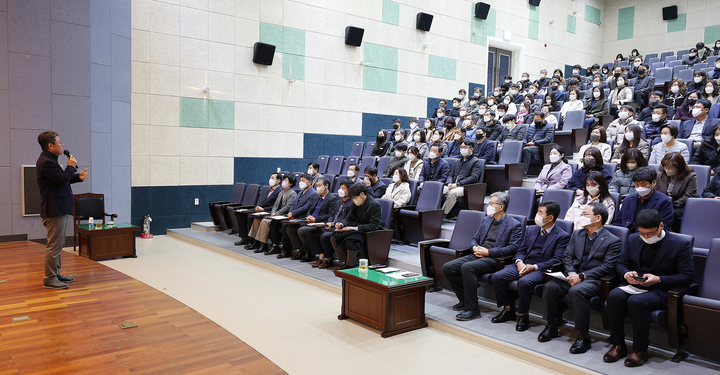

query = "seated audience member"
[[604, 209, 693, 367], [285, 177, 337, 261], [611, 124, 648, 163], [607, 66, 623, 91], [433, 107, 449, 128], [486, 95, 498, 111], [627, 56, 643, 79], [246, 174, 297, 254], [442, 118, 458, 141], [549, 79, 566, 103], [522, 111, 556, 174], [408, 129, 429, 158], [331, 183, 383, 268], [643, 104, 670, 147], [629, 49, 642, 61], [560, 88, 584, 121], [344, 164, 362, 184], [565, 171, 616, 230], [479, 110, 502, 141], [458, 89, 469, 107], [275, 173, 319, 258], [680, 98, 719, 147], [633, 64, 654, 108], [682, 47, 701, 67], [687, 71, 708, 94], [690, 124, 720, 175], [673, 91, 699, 122], [698, 41, 715, 60], [371, 130, 391, 159], [537, 69, 550, 87], [636, 91, 664, 123], [418, 144, 450, 189], [491, 201, 571, 331], [508, 83, 523, 104], [429, 129, 447, 157], [300, 180, 354, 269], [519, 72, 532, 89], [541, 104, 560, 129], [575, 127, 611, 166], [584, 86, 609, 129], [702, 80, 719, 105], [656, 152, 699, 230], [648, 123, 689, 164], [613, 167, 674, 232], [497, 114, 527, 149], [608, 75, 633, 117], [406, 118, 421, 142], [609, 148, 647, 198], [566, 147, 613, 192], [460, 113, 476, 135], [307, 162, 322, 187], [432, 99, 448, 118], [443, 192, 523, 321], [235, 173, 282, 246], [703, 171, 720, 198], [381, 168, 411, 208], [500, 97, 517, 116], [423, 118, 437, 139], [516, 101, 531, 124], [363, 166, 387, 198], [544, 92, 560, 112], [446, 127, 465, 158], [540, 202, 621, 354], [474, 128, 495, 163], [534, 145, 572, 195], [468, 95, 481, 115], [382, 143, 409, 178], [403, 146, 424, 180], [391, 118, 402, 130], [389, 128, 407, 153], [441, 140, 483, 216], [665, 79, 687, 111]]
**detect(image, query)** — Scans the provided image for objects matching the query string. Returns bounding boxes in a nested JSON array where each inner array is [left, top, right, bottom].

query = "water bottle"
[[88, 217, 95, 230]]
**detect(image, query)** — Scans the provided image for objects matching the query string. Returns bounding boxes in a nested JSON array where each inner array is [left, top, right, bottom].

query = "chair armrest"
[[668, 284, 700, 348], [419, 239, 450, 277], [463, 183, 487, 211], [104, 213, 118, 220], [209, 200, 230, 206], [395, 205, 417, 211], [600, 274, 621, 329], [495, 255, 514, 271]]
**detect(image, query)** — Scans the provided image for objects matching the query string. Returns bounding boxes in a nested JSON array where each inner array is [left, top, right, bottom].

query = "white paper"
[[375, 267, 403, 274], [268, 215, 288, 220], [235, 208, 254, 213], [386, 271, 419, 280], [253, 212, 270, 216], [306, 222, 325, 227], [545, 271, 568, 281], [619, 285, 648, 294]]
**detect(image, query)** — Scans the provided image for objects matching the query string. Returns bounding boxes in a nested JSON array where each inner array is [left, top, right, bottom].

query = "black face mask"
[[551, 85, 559, 91], [649, 99, 659, 106], [476, 134, 485, 141], [638, 68, 646, 75], [688, 99, 696, 106], [393, 124, 400, 129], [534, 120, 543, 126], [590, 134, 600, 143], [377, 135, 385, 141], [584, 157, 595, 166]]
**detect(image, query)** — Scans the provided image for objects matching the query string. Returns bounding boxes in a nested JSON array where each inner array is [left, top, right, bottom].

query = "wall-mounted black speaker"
[[252, 42, 276, 65], [416, 12, 433, 32], [345, 26, 364, 47], [475, 2, 491, 19], [662, 5, 678, 20], [529, 0, 541, 6]]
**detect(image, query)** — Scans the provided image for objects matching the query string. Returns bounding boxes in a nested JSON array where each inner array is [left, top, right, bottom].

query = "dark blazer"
[[418, 157, 450, 184], [498, 124, 527, 144], [515, 224, 571, 271], [679, 118, 720, 139], [311, 193, 339, 222], [655, 172, 698, 209], [367, 179, 387, 198], [36, 151, 82, 218], [566, 165, 613, 191], [470, 214, 524, 258], [341, 195, 383, 232], [633, 74, 655, 98], [329, 197, 354, 224], [474, 139, 496, 163], [584, 99, 609, 128], [259, 186, 281, 211], [690, 137, 720, 174], [524, 121, 554, 145], [616, 231, 694, 291], [563, 227, 622, 280], [447, 154, 483, 186], [289, 187, 319, 218], [612, 190, 674, 230], [447, 140, 463, 158]]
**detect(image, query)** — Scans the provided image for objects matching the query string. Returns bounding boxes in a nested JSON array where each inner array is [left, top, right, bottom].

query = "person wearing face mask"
[[608, 106, 641, 148], [402, 146, 424, 180], [642, 104, 669, 147], [681, 47, 702, 67], [473, 87, 487, 104], [429, 129, 448, 157], [235, 173, 283, 247], [515, 101, 531, 124], [273, 174, 320, 258], [629, 48, 642, 61], [391, 118, 402, 130], [467, 95, 481, 115], [605, 209, 693, 367], [363, 165, 387, 198], [344, 164, 362, 184], [565, 172, 616, 230], [406, 118, 420, 142], [691, 124, 720, 176], [418, 144, 450, 190], [285, 177, 338, 262], [611, 124, 648, 163], [609, 148, 647, 198], [612, 167, 674, 232], [433, 107, 448, 128], [479, 110, 501, 140], [448, 97, 463, 117], [302, 180, 355, 269], [606, 66, 623, 91], [486, 95, 498, 111], [540, 104, 559, 129], [432, 99, 448, 118], [560, 88, 584, 123], [371, 130, 391, 159], [627, 57, 644, 80], [540, 202, 621, 354], [566, 147, 613, 192], [522, 111, 556, 174], [679, 98, 719, 146], [490, 200, 571, 331], [655, 152, 698, 230], [502, 95, 518, 115], [473, 128, 496, 163], [441, 140, 483, 217], [548, 79, 566, 103], [608, 75, 633, 117], [446, 127, 466, 158], [389, 128, 408, 154], [500, 75, 513, 95], [648, 123, 689, 164], [407, 128, 429, 158], [687, 71, 708, 93], [497, 114, 527, 150], [508, 84, 523, 104], [442, 118, 459, 141], [665, 79, 687, 111], [702, 80, 719, 105], [537, 69, 550, 88], [635, 91, 664, 123], [443, 192, 523, 321], [519, 72, 532, 89], [534, 145, 572, 195], [615, 53, 626, 64], [381, 143, 409, 178], [524, 83, 539, 99], [672, 91, 699, 122], [601, 65, 611, 78], [458, 89, 469, 107], [633, 64, 655, 109], [380, 167, 411, 208], [331, 183, 383, 269], [306, 162, 322, 187], [246, 174, 298, 254], [574, 127, 611, 166]]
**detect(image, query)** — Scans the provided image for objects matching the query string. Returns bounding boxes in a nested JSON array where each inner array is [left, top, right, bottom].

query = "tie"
[[541, 229, 547, 236]]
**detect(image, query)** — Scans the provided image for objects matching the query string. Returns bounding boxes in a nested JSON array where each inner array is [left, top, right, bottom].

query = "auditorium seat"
[[680, 198, 720, 283], [693, 63, 708, 71], [541, 189, 575, 219], [660, 52, 674, 62], [672, 64, 686, 78], [604, 162, 617, 176], [362, 198, 395, 266], [506, 187, 535, 221], [376, 156, 392, 176], [316, 155, 330, 174], [554, 110, 587, 154], [345, 156, 359, 168], [363, 142, 376, 157], [677, 69, 694, 84], [326, 155, 344, 175], [358, 156, 377, 173], [485, 140, 524, 193], [350, 142, 364, 156], [397, 181, 444, 244], [209, 182, 246, 230], [380, 177, 392, 187], [689, 164, 710, 193], [224, 183, 260, 234], [676, 138, 694, 156], [650, 62, 665, 74]]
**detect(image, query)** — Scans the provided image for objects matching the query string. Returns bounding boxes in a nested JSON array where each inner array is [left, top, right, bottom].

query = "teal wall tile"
[[283, 53, 305, 81], [584, 5, 601, 25], [382, 69, 397, 93], [364, 43, 397, 71], [567, 15, 576, 34], [364, 66, 384, 92], [259, 22, 284, 52], [283, 27, 305, 56], [180, 97, 208, 128], [529, 21, 539, 40], [668, 13, 687, 33], [617, 7, 634, 40], [471, 8, 496, 46], [382, 0, 399, 26], [529, 5, 539, 22], [428, 55, 443, 78], [704, 26, 720, 45], [363, 43, 397, 92], [443, 57, 456, 80], [208, 100, 234, 129]]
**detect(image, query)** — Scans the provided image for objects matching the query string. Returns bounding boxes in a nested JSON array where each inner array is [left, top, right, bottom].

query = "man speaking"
[[36, 131, 88, 289]]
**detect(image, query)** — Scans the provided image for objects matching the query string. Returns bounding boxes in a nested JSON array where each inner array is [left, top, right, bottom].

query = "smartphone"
[[631, 275, 648, 282], [402, 272, 420, 277], [368, 264, 387, 269]]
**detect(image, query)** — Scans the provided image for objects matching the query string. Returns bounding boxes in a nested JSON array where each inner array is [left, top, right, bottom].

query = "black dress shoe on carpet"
[[57, 273, 74, 283], [569, 336, 592, 354], [277, 250, 292, 259], [291, 251, 304, 260], [254, 244, 268, 253], [451, 302, 465, 311], [236, 237, 252, 246], [515, 315, 530, 331], [300, 255, 316, 263], [491, 310, 516, 323], [246, 241, 260, 250], [455, 310, 481, 321], [266, 245, 281, 255], [538, 325, 559, 342], [318, 259, 334, 269], [603, 344, 628, 363]]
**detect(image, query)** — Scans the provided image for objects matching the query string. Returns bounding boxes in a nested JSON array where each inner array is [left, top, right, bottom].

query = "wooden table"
[[334, 268, 433, 338], [76, 223, 140, 260]]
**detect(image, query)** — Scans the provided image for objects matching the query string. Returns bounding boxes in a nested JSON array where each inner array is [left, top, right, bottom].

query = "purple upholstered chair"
[[326, 155, 345, 175], [316, 155, 329, 174], [376, 156, 393, 176], [541, 189, 575, 220], [484, 140, 524, 193], [397, 181, 444, 244], [345, 156, 360, 169], [224, 183, 260, 234], [506, 187, 536, 221], [209, 182, 246, 230], [362, 198, 395, 265], [350, 142, 364, 156], [363, 142, 376, 157], [680, 197, 720, 283]]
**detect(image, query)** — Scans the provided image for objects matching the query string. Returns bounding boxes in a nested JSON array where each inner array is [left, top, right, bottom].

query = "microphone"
[[63, 150, 77, 168]]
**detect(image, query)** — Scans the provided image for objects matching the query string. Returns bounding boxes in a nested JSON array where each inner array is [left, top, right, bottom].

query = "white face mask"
[[459, 111, 467, 117], [470, 101, 477, 106], [299, 181, 307, 190], [338, 189, 346, 197], [463, 120, 471, 127], [641, 226, 665, 245], [504, 99, 511, 104], [504, 80, 511, 83], [547, 154, 560, 163], [717, 43, 720, 48], [671, 85, 679, 93], [505, 122, 513, 129], [706, 87, 715, 94], [497, 111, 505, 117], [395, 150, 403, 158], [316, 185, 325, 194], [486, 205, 496, 217], [592, 81, 600, 87], [478, 109, 486, 115], [569, 94, 577, 101], [413, 134, 421, 142], [593, 91, 601, 98], [661, 134, 673, 144], [347, 170, 355, 178], [636, 185, 653, 197], [715, 136, 720, 144], [690, 53, 697, 57], [392, 174, 400, 183], [454, 133, 462, 140], [431, 134, 440, 142], [619, 111, 630, 120], [692, 107, 703, 117], [510, 90, 518, 96], [425, 121, 432, 128], [410, 122, 417, 129], [528, 89, 536, 94], [487, 100, 494, 105], [395, 134, 403, 141], [522, 76, 529, 81], [624, 131, 634, 141], [634, 62, 641, 68], [652, 113, 662, 122], [694, 77, 703, 83], [540, 73, 546, 78], [546, 99, 552, 104], [716, 63, 720, 69], [573, 69, 579, 75], [577, 214, 596, 228], [534, 215, 548, 227], [408, 153, 416, 161], [269, 178, 277, 186], [617, 80, 625, 87], [453, 102, 459, 108], [586, 185, 600, 196], [428, 152, 438, 159], [483, 115, 491, 123], [460, 148, 470, 157], [627, 162, 637, 170]]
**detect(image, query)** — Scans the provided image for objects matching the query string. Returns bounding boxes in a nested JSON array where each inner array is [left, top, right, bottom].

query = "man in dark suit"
[[604, 210, 693, 367], [235, 173, 282, 246], [332, 183, 383, 268], [441, 140, 484, 216], [540, 202, 621, 354], [363, 165, 387, 198], [285, 177, 338, 262], [679, 98, 720, 147], [273, 173, 319, 258], [491, 201, 571, 331], [418, 144, 450, 189], [633, 64, 655, 109], [613, 167, 674, 232], [442, 192, 524, 321], [36, 131, 88, 289], [522, 111, 555, 174]]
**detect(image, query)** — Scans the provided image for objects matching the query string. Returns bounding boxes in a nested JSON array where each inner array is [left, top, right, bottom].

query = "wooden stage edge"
[[0, 241, 286, 375], [167, 231, 598, 375]]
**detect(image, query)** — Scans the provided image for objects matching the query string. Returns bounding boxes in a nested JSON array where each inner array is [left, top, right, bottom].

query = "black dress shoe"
[[455, 310, 481, 321], [57, 273, 74, 283], [245, 241, 260, 250], [538, 325, 559, 342], [277, 250, 292, 259], [451, 302, 465, 311], [291, 251, 304, 260], [516, 315, 530, 331], [300, 255, 316, 262], [254, 244, 268, 253], [491, 310, 516, 323], [237, 236, 252, 246], [603, 344, 628, 363], [266, 245, 281, 255], [569, 335, 592, 354]]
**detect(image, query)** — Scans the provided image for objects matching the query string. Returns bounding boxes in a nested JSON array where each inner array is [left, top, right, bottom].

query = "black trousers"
[[297, 226, 322, 256], [319, 231, 335, 258], [269, 220, 284, 245], [283, 223, 302, 251], [442, 255, 496, 311], [491, 264, 546, 314], [606, 286, 667, 352], [542, 278, 600, 335], [235, 212, 251, 238]]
